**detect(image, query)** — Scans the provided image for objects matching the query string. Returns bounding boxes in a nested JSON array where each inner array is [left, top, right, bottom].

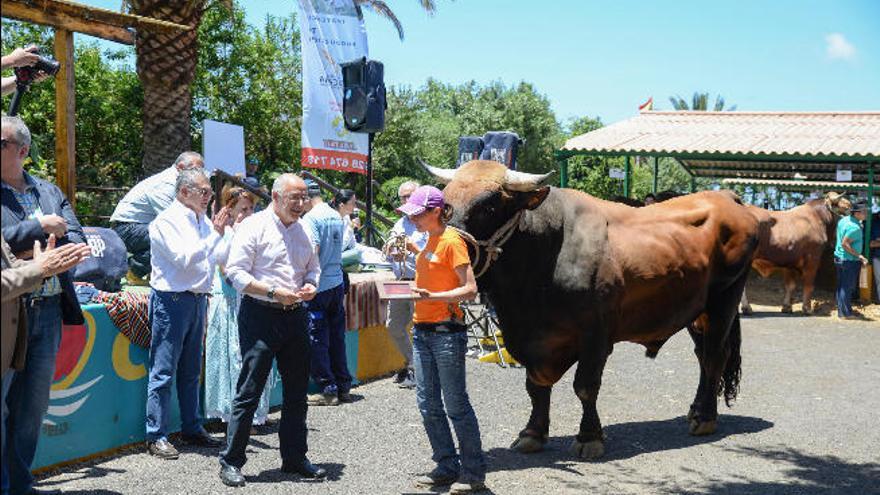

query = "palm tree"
[[668, 92, 737, 112], [125, 0, 436, 175], [124, 0, 209, 175]]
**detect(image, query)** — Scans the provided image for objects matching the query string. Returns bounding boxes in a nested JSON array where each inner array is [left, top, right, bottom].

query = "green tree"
[[191, 3, 302, 185], [668, 92, 737, 111]]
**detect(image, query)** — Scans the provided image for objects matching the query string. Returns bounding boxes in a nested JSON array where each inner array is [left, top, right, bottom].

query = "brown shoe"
[[147, 438, 179, 459]]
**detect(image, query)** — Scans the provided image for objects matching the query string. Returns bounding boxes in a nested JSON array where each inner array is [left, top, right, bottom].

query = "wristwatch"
[[266, 286, 276, 300]]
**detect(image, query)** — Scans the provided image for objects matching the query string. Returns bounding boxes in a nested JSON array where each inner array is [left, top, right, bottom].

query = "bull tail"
[[720, 314, 742, 407]]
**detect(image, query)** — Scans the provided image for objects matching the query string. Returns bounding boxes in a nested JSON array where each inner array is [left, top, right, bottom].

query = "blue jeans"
[[835, 259, 862, 317], [412, 326, 486, 483], [307, 284, 351, 395], [2, 296, 62, 495], [146, 290, 207, 442], [112, 221, 151, 278]]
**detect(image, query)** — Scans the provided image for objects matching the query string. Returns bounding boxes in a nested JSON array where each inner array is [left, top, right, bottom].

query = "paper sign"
[[203, 120, 245, 176], [609, 168, 626, 179], [836, 166, 852, 182]]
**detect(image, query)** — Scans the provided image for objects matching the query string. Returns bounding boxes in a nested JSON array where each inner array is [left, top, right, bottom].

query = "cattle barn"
[[557, 111, 880, 265]]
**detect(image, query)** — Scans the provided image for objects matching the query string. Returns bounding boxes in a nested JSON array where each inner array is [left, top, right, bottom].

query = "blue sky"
[[85, 0, 879, 126]]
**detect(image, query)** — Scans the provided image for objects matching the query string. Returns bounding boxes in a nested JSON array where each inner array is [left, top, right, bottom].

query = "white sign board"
[[836, 166, 852, 182], [203, 120, 245, 176], [609, 168, 626, 179]]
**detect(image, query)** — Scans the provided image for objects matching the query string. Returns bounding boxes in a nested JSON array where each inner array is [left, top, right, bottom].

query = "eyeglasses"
[[399, 194, 411, 202], [1, 138, 21, 150], [283, 194, 310, 203], [189, 186, 214, 198]]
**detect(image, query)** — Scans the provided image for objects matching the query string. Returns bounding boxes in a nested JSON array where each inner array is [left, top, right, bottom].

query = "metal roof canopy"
[[555, 110, 879, 257], [721, 178, 879, 194]]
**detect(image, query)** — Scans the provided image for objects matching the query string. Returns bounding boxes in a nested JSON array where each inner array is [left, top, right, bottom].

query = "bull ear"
[[518, 186, 550, 211], [418, 159, 456, 184]]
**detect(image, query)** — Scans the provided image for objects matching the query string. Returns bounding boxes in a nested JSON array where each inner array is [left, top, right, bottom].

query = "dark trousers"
[[220, 297, 311, 469], [112, 222, 151, 277], [835, 258, 862, 317], [306, 284, 351, 395]]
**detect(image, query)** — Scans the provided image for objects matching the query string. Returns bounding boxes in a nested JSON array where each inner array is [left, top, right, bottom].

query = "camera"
[[13, 49, 61, 84]]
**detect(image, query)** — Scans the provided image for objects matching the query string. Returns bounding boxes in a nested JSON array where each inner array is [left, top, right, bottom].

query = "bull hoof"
[[569, 439, 605, 460], [803, 304, 814, 315], [688, 419, 717, 436], [740, 305, 753, 316], [781, 305, 793, 314], [510, 435, 545, 454]]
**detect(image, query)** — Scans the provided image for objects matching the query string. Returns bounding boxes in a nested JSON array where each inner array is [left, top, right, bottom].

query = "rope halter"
[[450, 209, 524, 278]]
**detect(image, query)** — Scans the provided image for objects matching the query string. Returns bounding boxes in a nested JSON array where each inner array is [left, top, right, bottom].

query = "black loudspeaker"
[[341, 57, 386, 134]]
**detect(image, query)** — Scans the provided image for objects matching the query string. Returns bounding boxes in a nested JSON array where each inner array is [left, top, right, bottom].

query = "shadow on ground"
[[649, 446, 880, 495], [486, 415, 773, 474]]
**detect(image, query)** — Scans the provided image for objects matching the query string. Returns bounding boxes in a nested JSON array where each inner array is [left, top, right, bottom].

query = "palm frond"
[[418, 0, 438, 14], [669, 95, 688, 111], [356, 0, 405, 40]]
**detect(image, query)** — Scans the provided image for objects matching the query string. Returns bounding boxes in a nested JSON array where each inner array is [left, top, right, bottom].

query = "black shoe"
[[181, 430, 224, 448], [219, 464, 246, 487], [338, 391, 353, 403], [147, 438, 179, 459], [26, 488, 63, 495], [393, 368, 408, 383], [282, 458, 327, 479]]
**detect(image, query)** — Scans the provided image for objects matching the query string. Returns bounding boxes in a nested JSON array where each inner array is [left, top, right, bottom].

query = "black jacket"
[[1, 173, 85, 325]]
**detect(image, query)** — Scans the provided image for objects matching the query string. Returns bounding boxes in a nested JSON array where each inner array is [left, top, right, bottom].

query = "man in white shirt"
[[218, 174, 324, 488], [383, 180, 428, 388], [110, 151, 204, 278], [145, 168, 228, 460]]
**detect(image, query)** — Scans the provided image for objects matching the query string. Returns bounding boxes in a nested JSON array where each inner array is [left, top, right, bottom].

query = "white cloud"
[[825, 33, 856, 61]]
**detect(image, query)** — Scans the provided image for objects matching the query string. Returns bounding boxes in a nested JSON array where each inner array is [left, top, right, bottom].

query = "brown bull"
[[740, 195, 842, 315], [425, 160, 759, 460]]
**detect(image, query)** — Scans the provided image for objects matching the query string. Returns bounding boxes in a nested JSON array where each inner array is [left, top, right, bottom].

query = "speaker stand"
[[364, 132, 376, 246]]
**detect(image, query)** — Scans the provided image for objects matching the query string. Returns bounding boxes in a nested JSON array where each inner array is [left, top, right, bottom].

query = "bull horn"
[[504, 169, 555, 192], [418, 159, 456, 184]]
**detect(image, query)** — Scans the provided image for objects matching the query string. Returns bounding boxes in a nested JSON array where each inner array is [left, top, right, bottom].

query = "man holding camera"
[[1, 46, 53, 96]]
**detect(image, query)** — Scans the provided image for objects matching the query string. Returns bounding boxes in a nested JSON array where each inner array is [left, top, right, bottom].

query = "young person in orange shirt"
[[397, 185, 487, 494]]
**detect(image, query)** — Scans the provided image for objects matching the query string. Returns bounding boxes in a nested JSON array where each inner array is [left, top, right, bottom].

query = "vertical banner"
[[297, 0, 369, 175]]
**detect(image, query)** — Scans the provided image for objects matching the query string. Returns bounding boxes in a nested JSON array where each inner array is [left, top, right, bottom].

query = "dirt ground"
[[743, 272, 879, 321]]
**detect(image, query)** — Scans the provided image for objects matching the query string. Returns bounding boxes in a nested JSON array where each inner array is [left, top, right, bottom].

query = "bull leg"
[[569, 332, 611, 460], [689, 277, 747, 436], [510, 375, 552, 453], [801, 264, 820, 315], [781, 270, 796, 313], [740, 289, 753, 315]]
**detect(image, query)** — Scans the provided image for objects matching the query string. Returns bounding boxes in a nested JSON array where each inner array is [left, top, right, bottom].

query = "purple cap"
[[397, 185, 445, 216]]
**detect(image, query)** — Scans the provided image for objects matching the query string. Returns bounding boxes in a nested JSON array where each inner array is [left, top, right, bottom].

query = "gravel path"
[[37, 315, 879, 495]]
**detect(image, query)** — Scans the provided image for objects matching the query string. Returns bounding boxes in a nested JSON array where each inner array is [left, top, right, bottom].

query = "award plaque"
[[376, 280, 416, 300]]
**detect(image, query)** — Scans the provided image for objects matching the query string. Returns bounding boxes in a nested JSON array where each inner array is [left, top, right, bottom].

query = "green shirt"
[[834, 215, 863, 261]]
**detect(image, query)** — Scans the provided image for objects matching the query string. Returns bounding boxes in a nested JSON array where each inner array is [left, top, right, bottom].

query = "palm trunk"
[[129, 1, 205, 175]]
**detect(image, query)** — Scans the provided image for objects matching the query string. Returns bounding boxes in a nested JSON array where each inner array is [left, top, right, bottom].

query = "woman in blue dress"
[[204, 186, 275, 424]]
